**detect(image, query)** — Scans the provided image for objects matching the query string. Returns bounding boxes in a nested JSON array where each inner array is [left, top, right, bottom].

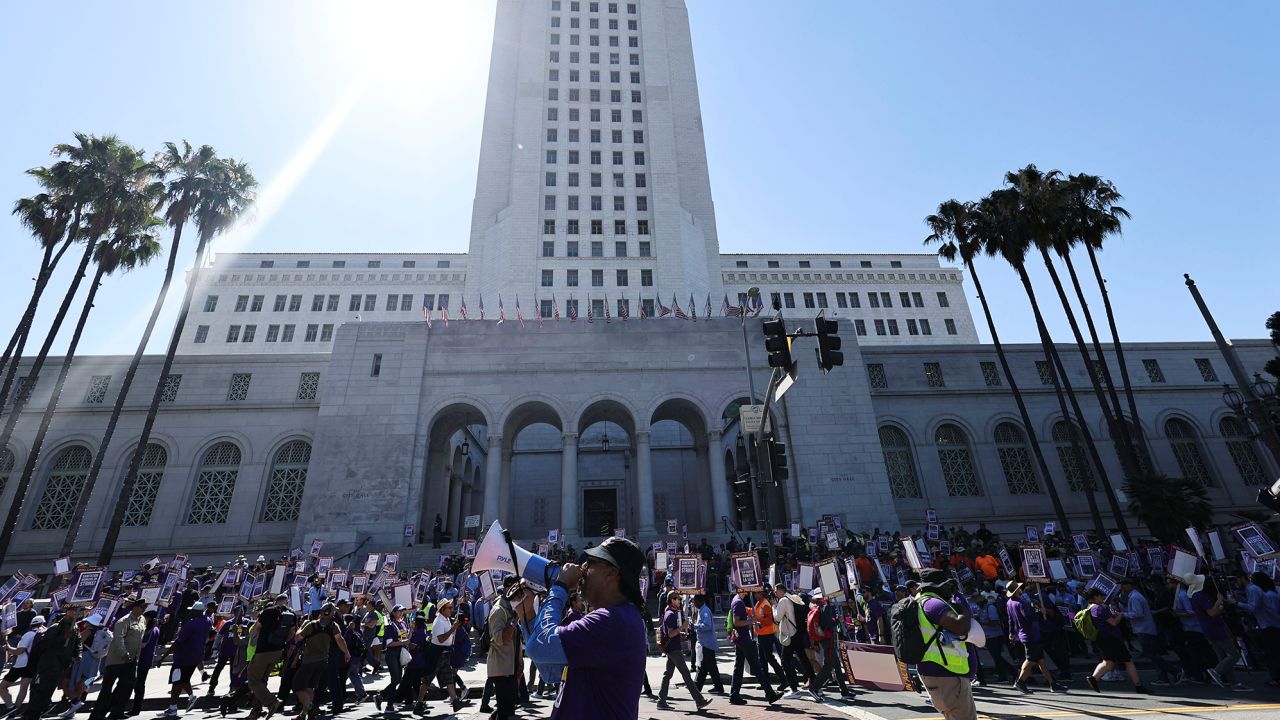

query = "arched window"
[[878, 426, 921, 499], [935, 423, 983, 496], [1118, 417, 1155, 474], [32, 445, 93, 530], [994, 422, 1041, 495], [1052, 421, 1093, 492], [0, 447, 14, 496], [123, 444, 167, 527], [261, 440, 311, 523], [1220, 417, 1267, 486], [1165, 418, 1215, 487], [188, 442, 242, 525]]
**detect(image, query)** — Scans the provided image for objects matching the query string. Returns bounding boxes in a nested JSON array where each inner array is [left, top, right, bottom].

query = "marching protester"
[[690, 594, 724, 696], [1005, 582, 1064, 693], [656, 593, 710, 710], [87, 599, 147, 720], [914, 568, 980, 720], [22, 617, 78, 720], [728, 585, 780, 705], [291, 603, 351, 720], [1083, 587, 1151, 694], [247, 594, 295, 720], [156, 602, 213, 717], [1, 615, 42, 716]]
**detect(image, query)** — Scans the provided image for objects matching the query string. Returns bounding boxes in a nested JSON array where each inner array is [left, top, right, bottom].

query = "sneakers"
[[1014, 680, 1032, 694], [187, 695, 200, 712], [372, 696, 382, 712], [1151, 679, 1170, 687], [695, 697, 713, 711], [1207, 669, 1226, 689], [810, 690, 826, 703], [1086, 676, 1100, 692], [1232, 683, 1254, 692], [412, 701, 426, 715], [782, 691, 806, 700], [654, 701, 674, 710], [1049, 683, 1069, 693], [728, 696, 747, 705], [163, 706, 180, 719]]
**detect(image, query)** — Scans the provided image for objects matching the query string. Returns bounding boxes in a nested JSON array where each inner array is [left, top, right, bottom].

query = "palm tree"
[[98, 152, 256, 566], [0, 137, 162, 564], [60, 142, 212, 557], [0, 162, 85, 409], [976, 188, 1108, 538], [1008, 166, 1144, 485], [925, 199, 1071, 533], [0, 134, 121, 495], [1123, 472, 1211, 543], [1064, 173, 1146, 457]]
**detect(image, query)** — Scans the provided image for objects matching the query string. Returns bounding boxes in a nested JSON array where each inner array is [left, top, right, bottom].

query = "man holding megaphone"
[[524, 536, 649, 720]]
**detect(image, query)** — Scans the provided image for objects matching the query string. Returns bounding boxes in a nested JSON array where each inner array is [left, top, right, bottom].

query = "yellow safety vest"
[[917, 592, 970, 674]]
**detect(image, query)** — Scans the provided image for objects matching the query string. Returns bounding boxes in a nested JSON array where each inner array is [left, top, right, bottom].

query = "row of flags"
[[421, 292, 765, 329]]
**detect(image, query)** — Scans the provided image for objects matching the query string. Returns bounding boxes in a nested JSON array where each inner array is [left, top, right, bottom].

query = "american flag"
[[496, 295, 505, 325], [421, 295, 432, 329], [704, 294, 711, 320], [458, 298, 468, 320], [553, 294, 561, 321], [689, 294, 698, 323], [657, 294, 671, 317], [604, 295, 612, 324], [479, 295, 486, 320], [752, 292, 765, 316], [439, 297, 449, 327], [568, 297, 578, 322], [515, 296, 526, 330], [586, 297, 594, 323], [619, 297, 629, 321], [723, 294, 743, 317], [639, 296, 648, 319], [534, 295, 544, 328], [672, 294, 688, 321]]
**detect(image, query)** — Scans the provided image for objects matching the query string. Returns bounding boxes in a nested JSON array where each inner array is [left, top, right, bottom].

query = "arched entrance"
[[422, 403, 489, 542], [577, 399, 637, 537]]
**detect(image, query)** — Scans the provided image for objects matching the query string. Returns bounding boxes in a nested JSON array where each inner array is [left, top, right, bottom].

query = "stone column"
[[498, 446, 514, 526], [635, 430, 656, 536], [447, 476, 463, 540], [482, 433, 503, 525], [560, 432, 579, 539], [707, 429, 731, 528]]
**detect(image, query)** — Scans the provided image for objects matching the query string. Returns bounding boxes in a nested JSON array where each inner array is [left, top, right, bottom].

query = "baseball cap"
[[30, 615, 46, 626], [583, 536, 645, 598]]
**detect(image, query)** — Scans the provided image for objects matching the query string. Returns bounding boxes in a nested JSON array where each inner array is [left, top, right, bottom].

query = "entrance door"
[[582, 488, 618, 537]]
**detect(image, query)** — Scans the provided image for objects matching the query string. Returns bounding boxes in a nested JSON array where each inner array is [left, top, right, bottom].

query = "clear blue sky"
[[1, 1, 1276, 356]]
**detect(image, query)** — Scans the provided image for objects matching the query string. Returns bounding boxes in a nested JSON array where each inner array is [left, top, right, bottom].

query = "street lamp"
[[1252, 373, 1276, 402], [601, 432, 610, 453], [1223, 384, 1244, 414], [460, 439, 470, 457]]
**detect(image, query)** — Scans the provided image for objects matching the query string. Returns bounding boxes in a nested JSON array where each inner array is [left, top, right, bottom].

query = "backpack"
[[889, 596, 940, 665], [1073, 605, 1099, 642], [807, 605, 825, 643], [450, 629, 472, 669], [345, 629, 367, 658], [266, 610, 297, 647]]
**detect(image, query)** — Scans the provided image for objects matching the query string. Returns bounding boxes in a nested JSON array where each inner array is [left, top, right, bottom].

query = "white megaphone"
[[471, 520, 560, 588]]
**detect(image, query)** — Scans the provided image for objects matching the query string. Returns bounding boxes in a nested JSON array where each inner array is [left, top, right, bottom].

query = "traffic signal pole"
[[738, 306, 777, 570]]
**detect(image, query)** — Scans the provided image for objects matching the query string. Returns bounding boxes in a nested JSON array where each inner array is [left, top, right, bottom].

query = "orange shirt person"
[[753, 593, 778, 636]]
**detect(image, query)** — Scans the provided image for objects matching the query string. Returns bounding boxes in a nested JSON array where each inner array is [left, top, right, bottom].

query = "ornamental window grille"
[[0, 447, 13, 497], [867, 363, 888, 390], [1052, 421, 1092, 492], [123, 444, 167, 527], [13, 376, 31, 406], [85, 375, 111, 403], [924, 362, 945, 388], [935, 423, 983, 496], [981, 361, 1001, 387], [1142, 359, 1166, 383], [1035, 360, 1056, 386], [261, 440, 311, 523], [878, 426, 921, 499], [1220, 416, 1267, 486], [1195, 358, 1219, 382], [1118, 417, 1155, 474], [31, 445, 93, 530], [297, 372, 320, 401], [1165, 418, 1215, 486], [187, 442, 242, 524], [531, 497, 548, 527], [994, 422, 1041, 495], [1092, 360, 1107, 385], [160, 374, 182, 402], [228, 373, 251, 401]]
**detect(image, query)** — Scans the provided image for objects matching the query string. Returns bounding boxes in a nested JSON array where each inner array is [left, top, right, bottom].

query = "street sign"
[[774, 371, 795, 402], [739, 404, 770, 434]]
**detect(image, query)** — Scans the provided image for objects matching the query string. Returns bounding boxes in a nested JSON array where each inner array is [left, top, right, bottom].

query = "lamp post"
[[1186, 274, 1280, 469]]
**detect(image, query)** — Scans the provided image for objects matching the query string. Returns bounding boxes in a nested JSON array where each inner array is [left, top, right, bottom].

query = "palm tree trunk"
[[1086, 244, 1146, 453], [0, 241, 53, 373], [1038, 247, 1142, 481], [98, 232, 207, 567], [1062, 250, 1145, 467], [967, 259, 1071, 533], [60, 221, 186, 557], [0, 262, 107, 565], [1014, 264, 1106, 537], [0, 214, 82, 411]]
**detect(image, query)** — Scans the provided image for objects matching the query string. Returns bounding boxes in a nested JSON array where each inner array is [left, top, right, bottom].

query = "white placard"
[[53, 557, 71, 576], [1207, 530, 1226, 562], [901, 538, 923, 571], [797, 563, 817, 592], [1168, 549, 1198, 579], [817, 560, 842, 599], [1186, 527, 1205, 558]]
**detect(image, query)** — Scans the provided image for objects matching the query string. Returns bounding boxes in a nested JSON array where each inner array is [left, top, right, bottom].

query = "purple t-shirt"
[[553, 602, 646, 720], [172, 615, 213, 667], [917, 596, 977, 679], [730, 596, 752, 645], [866, 600, 884, 644], [1090, 604, 1122, 639], [661, 608, 681, 653], [1005, 597, 1040, 642], [1191, 591, 1228, 641]]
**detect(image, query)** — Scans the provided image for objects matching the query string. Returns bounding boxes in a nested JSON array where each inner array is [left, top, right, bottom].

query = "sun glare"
[[324, 0, 489, 87]]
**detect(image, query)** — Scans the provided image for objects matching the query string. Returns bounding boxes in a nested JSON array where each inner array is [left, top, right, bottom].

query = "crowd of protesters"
[[1, 518, 1278, 720]]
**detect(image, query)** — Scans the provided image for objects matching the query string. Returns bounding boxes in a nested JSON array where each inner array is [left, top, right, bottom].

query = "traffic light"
[[763, 319, 792, 370], [814, 313, 843, 373], [767, 437, 788, 485]]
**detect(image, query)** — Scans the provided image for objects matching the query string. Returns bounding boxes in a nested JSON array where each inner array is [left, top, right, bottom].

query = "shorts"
[[3, 665, 33, 682], [1021, 640, 1044, 663], [171, 665, 197, 684], [1096, 634, 1131, 664], [292, 661, 327, 692]]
